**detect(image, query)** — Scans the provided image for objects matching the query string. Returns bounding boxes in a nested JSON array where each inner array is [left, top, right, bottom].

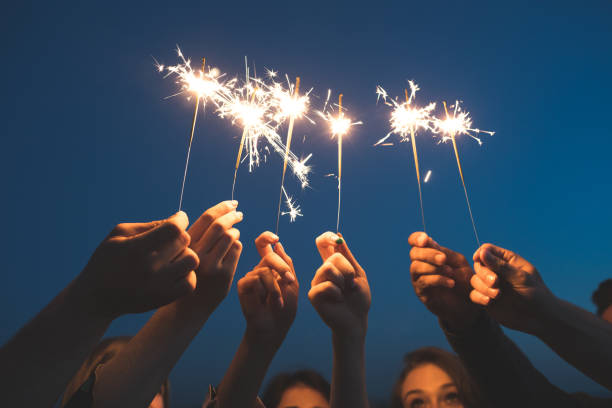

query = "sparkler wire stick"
[[231, 87, 258, 201], [178, 57, 205, 211], [443, 101, 480, 246], [275, 77, 300, 235], [406, 88, 426, 232], [336, 94, 343, 233]]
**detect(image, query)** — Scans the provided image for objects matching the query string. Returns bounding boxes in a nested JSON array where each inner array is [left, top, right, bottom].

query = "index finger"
[[188, 200, 239, 241], [408, 231, 443, 251], [336, 233, 365, 278], [315, 231, 340, 261], [255, 231, 279, 258]]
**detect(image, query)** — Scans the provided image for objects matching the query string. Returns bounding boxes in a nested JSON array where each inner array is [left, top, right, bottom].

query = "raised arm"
[[471, 243, 612, 391], [215, 231, 299, 408], [80, 201, 243, 408], [408, 232, 575, 407], [0, 211, 196, 407], [309, 232, 371, 408]]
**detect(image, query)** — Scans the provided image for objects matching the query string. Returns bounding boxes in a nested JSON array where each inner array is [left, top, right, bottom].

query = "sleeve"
[[202, 384, 266, 408], [440, 313, 580, 408]]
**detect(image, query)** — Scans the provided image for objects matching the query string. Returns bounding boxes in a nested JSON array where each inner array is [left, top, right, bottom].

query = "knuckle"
[[201, 213, 214, 227], [111, 223, 129, 235], [163, 222, 182, 239]]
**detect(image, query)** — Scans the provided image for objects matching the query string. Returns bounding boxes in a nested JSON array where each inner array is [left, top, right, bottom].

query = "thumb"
[[480, 244, 520, 279]]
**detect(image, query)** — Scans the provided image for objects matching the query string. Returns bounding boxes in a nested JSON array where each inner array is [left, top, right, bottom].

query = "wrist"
[[529, 291, 562, 338], [69, 274, 118, 323], [244, 328, 284, 355], [332, 323, 367, 347]]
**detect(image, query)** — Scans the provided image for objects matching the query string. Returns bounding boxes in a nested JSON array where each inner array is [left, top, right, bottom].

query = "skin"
[[407, 232, 482, 332], [216, 231, 299, 408], [149, 393, 164, 408], [278, 384, 330, 408], [91, 201, 244, 408], [309, 232, 371, 408], [401, 364, 462, 408], [470, 243, 612, 390], [602, 305, 612, 324], [0, 211, 197, 407]]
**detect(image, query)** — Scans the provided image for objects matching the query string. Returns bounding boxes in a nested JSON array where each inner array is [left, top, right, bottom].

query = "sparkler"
[[436, 100, 495, 246], [318, 91, 362, 232], [375, 81, 436, 231], [273, 77, 309, 235], [156, 46, 234, 210], [281, 186, 303, 222]]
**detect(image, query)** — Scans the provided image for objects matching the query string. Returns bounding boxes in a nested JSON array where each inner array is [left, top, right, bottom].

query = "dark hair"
[[61, 337, 170, 407], [261, 369, 330, 408], [592, 279, 612, 316], [390, 347, 484, 408]]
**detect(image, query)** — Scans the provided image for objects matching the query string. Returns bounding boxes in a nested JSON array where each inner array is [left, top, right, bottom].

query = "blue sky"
[[1, 0, 611, 404]]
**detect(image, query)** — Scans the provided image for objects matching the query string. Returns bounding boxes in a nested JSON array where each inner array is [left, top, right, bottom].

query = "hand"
[[408, 232, 481, 331], [309, 232, 371, 339], [78, 211, 199, 318], [187, 201, 244, 311], [471, 243, 553, 334], [238, 232, 299, 346]]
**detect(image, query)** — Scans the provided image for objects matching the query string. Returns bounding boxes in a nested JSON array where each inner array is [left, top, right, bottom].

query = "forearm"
[[534, 295, 612, 390], [93, 295, 213, 408], [0, 278, 113, 407], [216, 331, 280, 408], [441, 313, 569, 407], [331, 331, 368, 408]]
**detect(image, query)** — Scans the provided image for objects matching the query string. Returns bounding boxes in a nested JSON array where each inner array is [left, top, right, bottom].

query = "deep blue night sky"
[[1, 0, 611, 405]]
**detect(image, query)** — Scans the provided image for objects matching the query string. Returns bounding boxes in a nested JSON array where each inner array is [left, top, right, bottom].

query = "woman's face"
[[401, 363, 463, 408], [277, 384, 330, 408]]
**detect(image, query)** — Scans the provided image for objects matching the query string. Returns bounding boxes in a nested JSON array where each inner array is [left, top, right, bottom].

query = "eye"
[[410, 398, 425, 408], [442, 391, 462, 406]]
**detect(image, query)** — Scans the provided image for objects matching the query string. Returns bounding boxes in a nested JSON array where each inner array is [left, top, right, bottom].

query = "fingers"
[[312, 261, 346, 289], [410, 246, 447, 266], [335, 233, 365, 278], [237, 273, 266, 310], [274, 242, 295, 276], [478, 243, 517, 278], [158, 247, 199, 280], [470, 288, 491, 306], [258, 268, 284, 308], [255, 231, 279, 258], [315, 231, 340, 261], [195, 210, 244, 253], [221, 241, 243, 272], [312, 253, 356, 291], [470, 273, 499, 299], [189, 200, 238, 241], [308, 281, 343, 303], [408, 231, 442, 249], [414, 274, 456, 293], [130, 213, 190, 255], [157, 270, 197, 305], [474, 261, 498, 287], [209, 228, 241, 261], [410, 261, 453, 281]]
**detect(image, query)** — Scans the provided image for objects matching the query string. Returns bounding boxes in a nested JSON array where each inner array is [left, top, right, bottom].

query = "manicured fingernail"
[[284, 271, 295, 282], [336, 238, 344, 244], [435, 254, 445, 264], [231, 200, 238, 207]]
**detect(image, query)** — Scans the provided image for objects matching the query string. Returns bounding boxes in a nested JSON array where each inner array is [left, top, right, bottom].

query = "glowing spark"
[[424, 170, 432, 183], [281, 186, 303, 222], [265, 68, 277, 78], [376, 81, 435, 231], [434, 100, 495, 146]]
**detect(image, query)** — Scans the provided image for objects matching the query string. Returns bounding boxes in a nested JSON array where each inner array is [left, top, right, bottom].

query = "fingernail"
[[271, 233, 279, 241], [284, 271, 295, 282], [236, 211, 243, 219], [435, 254, 445, 264], [487, 274, 496, 284], [335, 238, 344, 245], [446, 279, 455, 288], [482, 294, 491, 304], [489, 288, 499, 298], [231, 200, 238, 207]]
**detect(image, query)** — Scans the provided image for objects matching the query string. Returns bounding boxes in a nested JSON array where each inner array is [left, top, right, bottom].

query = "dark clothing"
[[441, 314, 612, 408]]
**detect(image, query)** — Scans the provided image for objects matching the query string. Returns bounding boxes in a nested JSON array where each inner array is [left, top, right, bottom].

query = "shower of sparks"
[[281, 186, 303, 222], [424, 170, 432, 183], [155, 46, 236, 211], [434, 100, 495, 247], [433, 100, 495, 145], [375, 81, 436, 231], [317, 92, 362, 232]]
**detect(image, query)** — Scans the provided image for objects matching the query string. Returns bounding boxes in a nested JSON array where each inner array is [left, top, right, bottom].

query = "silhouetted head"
[[593, 279, 612, 323], [391, 347, 483, 408], [62, 336, 169, 408], [262, 369, 330, 408]]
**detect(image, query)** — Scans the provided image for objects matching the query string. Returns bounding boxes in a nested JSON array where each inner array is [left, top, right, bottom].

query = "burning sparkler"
[[435, 100, 495, 246], [281, 186, 303, 222], [273, 76, 311, 235], [156, 46, 235, 210], [375, 81, 436, 231], [318, 91, 362, 232]]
